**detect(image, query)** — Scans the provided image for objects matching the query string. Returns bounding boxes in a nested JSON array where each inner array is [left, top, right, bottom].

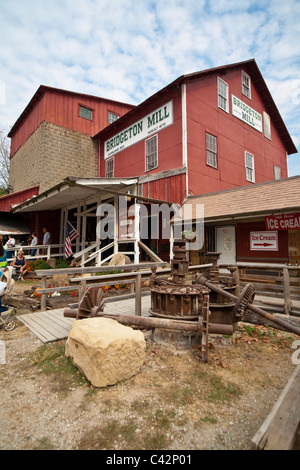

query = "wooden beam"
[[138, 240, 164, 262], [251, 365, 300, 450]]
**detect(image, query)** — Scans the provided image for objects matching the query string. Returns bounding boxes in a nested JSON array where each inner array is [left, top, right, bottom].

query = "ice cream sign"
[[265, 213, 300, 230], [250, 231, 278, 251]]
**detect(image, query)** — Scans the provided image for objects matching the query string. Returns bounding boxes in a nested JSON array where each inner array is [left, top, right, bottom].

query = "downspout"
[[181, 83, 188, 197], [98, 139, 101, 177]]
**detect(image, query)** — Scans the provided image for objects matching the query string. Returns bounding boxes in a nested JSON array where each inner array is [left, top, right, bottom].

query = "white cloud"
[[0, 0, 299, 174]]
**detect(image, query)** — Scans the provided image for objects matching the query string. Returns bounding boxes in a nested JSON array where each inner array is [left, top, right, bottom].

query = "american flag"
[[65, 221, 79, 258]]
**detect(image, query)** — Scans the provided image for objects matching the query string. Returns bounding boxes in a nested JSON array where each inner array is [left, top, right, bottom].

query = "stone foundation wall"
[[9, 121, 98, 194]]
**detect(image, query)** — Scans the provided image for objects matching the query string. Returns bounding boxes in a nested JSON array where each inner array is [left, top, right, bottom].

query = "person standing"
[[4, 235, 15, 249], [30, 232, 38, 257], [43, 227, 51, 246], [42, 227, 51, 255]]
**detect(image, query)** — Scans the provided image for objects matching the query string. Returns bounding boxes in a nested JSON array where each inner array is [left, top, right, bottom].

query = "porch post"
[[114, 195, 118, 255], [134, 201, 140, 264], [170, 223, 174, 261]]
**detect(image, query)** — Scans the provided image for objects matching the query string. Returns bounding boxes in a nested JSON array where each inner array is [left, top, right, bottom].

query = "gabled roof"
[[8, 85, 135, 138], [180, 175, 300, 222], [93, 59, 297, 155]]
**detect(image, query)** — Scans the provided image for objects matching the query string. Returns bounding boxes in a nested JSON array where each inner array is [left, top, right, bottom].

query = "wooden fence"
[[35, 262, 213, 313], [34, 260, 300, 316], [235, 262, 300, 315]]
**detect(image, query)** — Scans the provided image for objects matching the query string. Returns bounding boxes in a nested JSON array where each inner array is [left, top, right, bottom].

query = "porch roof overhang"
[[11, 176, 138, 213], [0, 212, 30, 235], [174, 175, 300, 225]]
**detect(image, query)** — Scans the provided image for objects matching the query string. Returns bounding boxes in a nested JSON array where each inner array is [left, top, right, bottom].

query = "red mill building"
[[0, 59, 298, 264]]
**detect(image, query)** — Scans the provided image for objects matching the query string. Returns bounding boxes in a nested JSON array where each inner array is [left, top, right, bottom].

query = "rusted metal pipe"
[[96, 312, 234, 336], [64, 308, 78, 318], [196, 276, 300, 337]]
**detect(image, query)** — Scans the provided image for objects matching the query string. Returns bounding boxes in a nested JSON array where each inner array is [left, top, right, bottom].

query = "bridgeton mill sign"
[[105, 101, 173, 159], [232, 95, 262, 132]]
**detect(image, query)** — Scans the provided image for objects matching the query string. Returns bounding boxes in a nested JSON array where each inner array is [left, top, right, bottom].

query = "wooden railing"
[[220, 262, 300, 315], [34, 260, 300, 316], [35, 262, 213, 312], [6, 244, 67, 262]]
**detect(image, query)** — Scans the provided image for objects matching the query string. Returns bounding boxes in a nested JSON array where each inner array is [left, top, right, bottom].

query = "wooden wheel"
[[76, 286, 105, 320]]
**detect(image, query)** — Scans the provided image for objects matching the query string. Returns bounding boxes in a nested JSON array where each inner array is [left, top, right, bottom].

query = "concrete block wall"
[[9, 121, 98, 194]]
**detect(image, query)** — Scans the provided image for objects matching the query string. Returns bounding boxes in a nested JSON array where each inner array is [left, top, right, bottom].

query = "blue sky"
[[0, 0, 299, 175]]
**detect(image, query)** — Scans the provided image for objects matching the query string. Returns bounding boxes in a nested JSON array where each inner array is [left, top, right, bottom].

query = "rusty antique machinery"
[[64, 241, 300, 363], [148, 244, 254, 328], [149, 241, 210, 321], [64, 286, 105, 320]]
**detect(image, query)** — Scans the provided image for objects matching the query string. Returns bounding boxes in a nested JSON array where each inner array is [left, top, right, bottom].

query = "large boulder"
[[65, 317, 146, 387], [108, 253, 132, 266]]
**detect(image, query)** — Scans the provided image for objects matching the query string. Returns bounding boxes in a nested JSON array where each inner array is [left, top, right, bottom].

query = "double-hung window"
[[245, 151, 255, 182], [106, 157, 114, 178], [242, 71, 251, 99], [145, 135, 158, 171], [218, 77, 229, 112], [206, 133, 218, 168]]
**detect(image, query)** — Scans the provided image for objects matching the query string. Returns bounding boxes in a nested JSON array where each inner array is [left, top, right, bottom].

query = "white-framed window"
[[108, 111, 119, 124], [206, 132, 218, 168], [274, 165, 281, 180], [263, 111, 271, 140], [79, 105, 93, 120], [218, 77, 229, 113], [242, 71, 251, 99], [106, 157, 114, 178], [245, 151, 255, 182], [145, 135, 158, 171]]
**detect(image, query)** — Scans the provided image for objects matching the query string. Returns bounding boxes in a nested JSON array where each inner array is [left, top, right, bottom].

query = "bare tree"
[[0, 130, 10, 194]]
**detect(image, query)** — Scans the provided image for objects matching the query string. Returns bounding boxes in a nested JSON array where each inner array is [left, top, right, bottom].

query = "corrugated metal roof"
[[180, 175, 300, 222]]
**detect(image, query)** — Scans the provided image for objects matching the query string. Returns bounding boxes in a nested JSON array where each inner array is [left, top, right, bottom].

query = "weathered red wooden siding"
[[145, 176, 185, 205], [43, 90, 134, 136], [99, 90, 185, 203], [10, 97, 46, 157], [10, 89, 135, 157], [186, 68, 288, 196], [0, 185, 39, 212]]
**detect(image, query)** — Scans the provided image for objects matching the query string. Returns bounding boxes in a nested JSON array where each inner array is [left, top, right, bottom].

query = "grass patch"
[[205, 373, 242, 403], [78, 409, 175, 450], [78, 419, 138, 450], [200, 415, 218, 424], [30, 343, 90, 391], [32, 437, 57, 450]]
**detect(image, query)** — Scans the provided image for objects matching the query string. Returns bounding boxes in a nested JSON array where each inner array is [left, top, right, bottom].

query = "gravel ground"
[[0, 314, 297, 451]]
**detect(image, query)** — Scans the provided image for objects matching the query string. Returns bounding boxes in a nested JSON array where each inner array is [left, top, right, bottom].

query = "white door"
[[216, 226, 236, 266]]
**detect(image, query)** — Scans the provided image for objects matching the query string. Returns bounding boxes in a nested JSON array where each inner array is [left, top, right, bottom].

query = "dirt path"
[[0, 306, 297, 450]]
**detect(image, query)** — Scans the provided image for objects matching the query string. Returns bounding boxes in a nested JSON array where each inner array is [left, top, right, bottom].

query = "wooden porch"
[[17, 294, 151, 343]]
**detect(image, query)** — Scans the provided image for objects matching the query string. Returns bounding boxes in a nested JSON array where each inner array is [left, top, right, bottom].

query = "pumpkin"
[[34, 288, 41, 298]]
